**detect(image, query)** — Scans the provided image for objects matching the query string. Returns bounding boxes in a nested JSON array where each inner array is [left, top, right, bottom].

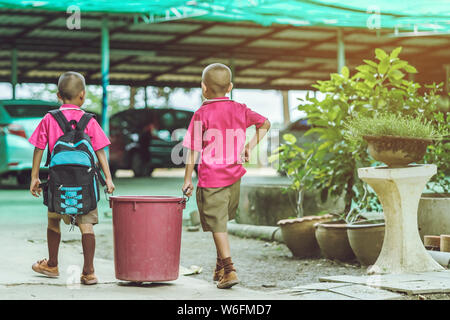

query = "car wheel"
[[131, 153, 150, 177]]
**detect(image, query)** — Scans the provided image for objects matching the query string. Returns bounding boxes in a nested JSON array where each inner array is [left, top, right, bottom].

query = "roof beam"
[[146, 25, 293, 82], [84, 21, 218, 81]]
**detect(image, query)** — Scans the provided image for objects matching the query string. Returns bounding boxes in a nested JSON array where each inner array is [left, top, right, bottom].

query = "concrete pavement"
[[0, 221, 292, 300]]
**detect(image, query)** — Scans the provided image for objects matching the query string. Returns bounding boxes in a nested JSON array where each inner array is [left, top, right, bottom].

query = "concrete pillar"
[[337, 28, 345, 73], [358, 165, 444, 274], [11, 47, 17, 99], [281, 90, 290, 125]]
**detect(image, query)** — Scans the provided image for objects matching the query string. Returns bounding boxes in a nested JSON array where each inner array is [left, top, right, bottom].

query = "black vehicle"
[[109, 108, 194, 177]]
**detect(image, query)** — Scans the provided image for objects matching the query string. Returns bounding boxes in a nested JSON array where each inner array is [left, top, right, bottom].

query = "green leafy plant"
[[273, 46, 448, 218], [344, 112, 447, 144]]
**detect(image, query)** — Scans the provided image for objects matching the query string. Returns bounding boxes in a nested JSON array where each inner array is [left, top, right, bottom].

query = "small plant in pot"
[[344, 112, 447, 168]]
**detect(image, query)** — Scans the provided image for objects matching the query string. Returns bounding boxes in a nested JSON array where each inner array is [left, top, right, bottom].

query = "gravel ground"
[[93, 222, 450, 300], [177, 227, 450, 300]]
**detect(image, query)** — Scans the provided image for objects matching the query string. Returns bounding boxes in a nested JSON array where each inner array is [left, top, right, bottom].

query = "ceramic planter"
[[314, 220, 355, 262], [441, 235, 450, 253], [424, 235, 441, 251], [277, 215, 333, 258], [347, 219, 385, 266], [418, 193, 450, 241], [363, 135, 432, 168]]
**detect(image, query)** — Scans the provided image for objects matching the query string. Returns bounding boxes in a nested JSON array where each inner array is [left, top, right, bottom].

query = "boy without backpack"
[[28, 71, 115, 285]]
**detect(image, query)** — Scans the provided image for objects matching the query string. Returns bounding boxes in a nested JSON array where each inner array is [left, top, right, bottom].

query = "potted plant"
[[418, 99, 450, 241], [344, 112, 446, 168], [273, 47, 448, 263], [277, 214, 334, 258]]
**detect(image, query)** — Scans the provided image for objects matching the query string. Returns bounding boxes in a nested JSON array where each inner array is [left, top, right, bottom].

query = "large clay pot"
[[418, 193, 450, 241], [277, 215, 334, 258], [315, 220, 355, 262], [347, 219, 385, 266], [363, 135, 432, 168]]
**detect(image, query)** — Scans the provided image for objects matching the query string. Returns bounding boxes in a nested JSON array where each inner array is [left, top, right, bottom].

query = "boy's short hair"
[[202, 63, 232, 96], [58, 71, 86, 100]]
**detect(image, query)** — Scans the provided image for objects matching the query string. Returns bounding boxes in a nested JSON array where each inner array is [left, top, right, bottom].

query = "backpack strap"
[[48, 109, 71, 134], [45, 110, 71, 167], [76, 112, 95, 132]]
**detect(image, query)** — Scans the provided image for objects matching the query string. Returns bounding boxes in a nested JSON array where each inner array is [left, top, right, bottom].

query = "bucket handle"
[[180, 188, 190, 206], [105, 188, 113, 208]]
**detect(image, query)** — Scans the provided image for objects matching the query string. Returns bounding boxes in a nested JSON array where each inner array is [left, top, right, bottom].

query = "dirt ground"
[[93, 223, 449, 300]]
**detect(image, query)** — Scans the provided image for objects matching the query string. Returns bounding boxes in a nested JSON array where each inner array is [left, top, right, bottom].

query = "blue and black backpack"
[[41, 109, 106, 227]]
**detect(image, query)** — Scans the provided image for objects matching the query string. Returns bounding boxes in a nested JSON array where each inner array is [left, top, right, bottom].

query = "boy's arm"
[[182, 149, 199, 197], [30, 147, 44, 197], [242, 119, 271, 162], [95, 148, 115, 194]]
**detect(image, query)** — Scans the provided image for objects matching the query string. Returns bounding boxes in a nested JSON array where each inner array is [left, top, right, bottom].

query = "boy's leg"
[[213, 232, 231, 259], [31, 215, 61, 277], [47, 217, 61, 267], [79, 223, 95, 275]]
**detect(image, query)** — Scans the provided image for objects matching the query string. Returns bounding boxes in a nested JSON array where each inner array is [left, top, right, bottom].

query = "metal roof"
[[0, 8, 449, 90]]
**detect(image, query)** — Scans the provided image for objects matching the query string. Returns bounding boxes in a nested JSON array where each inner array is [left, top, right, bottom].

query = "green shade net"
[[0, 0, 449, 31]]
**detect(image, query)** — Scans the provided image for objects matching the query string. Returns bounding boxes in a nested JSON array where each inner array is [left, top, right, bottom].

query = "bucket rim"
[[109, 195, 184, 203]]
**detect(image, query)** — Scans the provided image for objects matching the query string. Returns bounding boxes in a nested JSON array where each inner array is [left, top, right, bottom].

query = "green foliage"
[[272, 46, 449, 217], [344, 112, 447, 144]]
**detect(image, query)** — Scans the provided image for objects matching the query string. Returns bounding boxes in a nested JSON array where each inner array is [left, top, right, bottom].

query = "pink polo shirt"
[[183, 97, 267, 188], [29, 104, 110, 153]]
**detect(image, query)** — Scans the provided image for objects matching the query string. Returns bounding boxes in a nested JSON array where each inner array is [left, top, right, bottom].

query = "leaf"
[[363, 59, 378, 68], [304, 127, 325, 137], [378, 57, 390, 74], [375, 48, 388, 61], [268, 154, 279, 163], [388, 69, 405, 80], [390, 60, 408, 70], [282, 133, 297, 144], [341, 66, 349, 79], [390, 47, 402, 59], [404, 64, 418, 73], [356, 65, 376, 73]]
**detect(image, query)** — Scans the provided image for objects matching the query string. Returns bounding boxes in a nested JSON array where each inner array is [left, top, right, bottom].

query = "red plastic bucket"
[[109, 195, 186, 282]]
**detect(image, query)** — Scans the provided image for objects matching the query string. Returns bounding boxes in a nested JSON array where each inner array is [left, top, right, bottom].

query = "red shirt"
[[183, 97, 267, 188], [29, 104, 110, 153]]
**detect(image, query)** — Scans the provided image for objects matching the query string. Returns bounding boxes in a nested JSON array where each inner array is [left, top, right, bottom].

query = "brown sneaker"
[[213, 257, 224, 281], [31, 259, 59, 278], [217, 271, 240, 289], [80, 273, 98, 285], [217, 257, 239, 289], [213, 266, 224, 282]]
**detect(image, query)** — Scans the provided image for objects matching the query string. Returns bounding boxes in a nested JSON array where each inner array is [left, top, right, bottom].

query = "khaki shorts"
[[48, 208, 98, 226], [196, 179, 241, 233]]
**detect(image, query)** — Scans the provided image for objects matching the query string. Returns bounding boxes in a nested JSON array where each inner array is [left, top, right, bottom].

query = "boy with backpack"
[[28, 71, 115, 285], [182, 63, 270, 289]]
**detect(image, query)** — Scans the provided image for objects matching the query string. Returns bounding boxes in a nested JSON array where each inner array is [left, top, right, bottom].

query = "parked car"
[[109, 108, 194, 177], [0, 99, 60, 185]]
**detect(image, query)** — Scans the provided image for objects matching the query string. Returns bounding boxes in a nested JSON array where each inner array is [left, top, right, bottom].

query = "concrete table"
[[358, 164, 444, 274]]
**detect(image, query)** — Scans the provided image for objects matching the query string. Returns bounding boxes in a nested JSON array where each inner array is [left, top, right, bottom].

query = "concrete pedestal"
[[358, 165, 444, 274]]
